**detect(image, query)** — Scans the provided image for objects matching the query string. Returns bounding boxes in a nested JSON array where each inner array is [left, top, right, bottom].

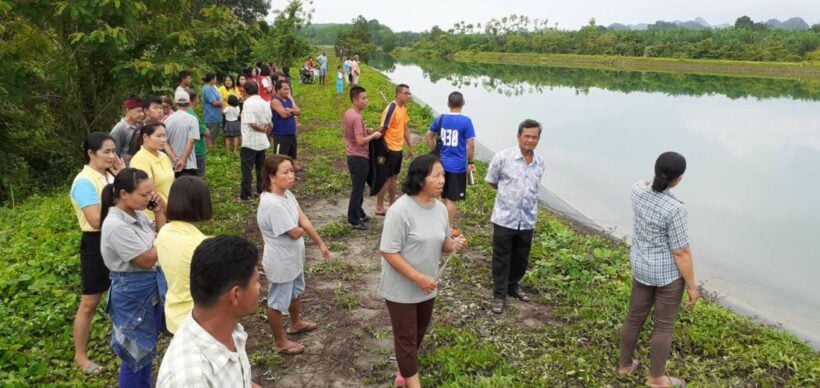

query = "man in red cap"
[[110, 96, 144, 166]]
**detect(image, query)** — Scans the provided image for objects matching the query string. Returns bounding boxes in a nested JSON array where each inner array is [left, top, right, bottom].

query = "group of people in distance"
[[67, 55, 697, 388]]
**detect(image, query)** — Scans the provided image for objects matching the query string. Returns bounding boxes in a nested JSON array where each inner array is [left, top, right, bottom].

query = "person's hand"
[[406, 150, 415, 160], [467, 163, 476, 173], [452, 235, 468, 251], [113, 155, 125, 172], [173, 158, 184, 172], [149, 192, 165, 213], [413, 273, 437, 294], [319, 244, 331, 261], [371, 131, 382, 140], [204, 130, 211, 139], [686, 284, 700, 306]]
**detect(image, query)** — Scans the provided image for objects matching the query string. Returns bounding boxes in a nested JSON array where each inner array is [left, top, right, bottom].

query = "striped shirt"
[[240, 95, 272, 151], [630, 180, 689, 287], [157, 315, 252, 388]]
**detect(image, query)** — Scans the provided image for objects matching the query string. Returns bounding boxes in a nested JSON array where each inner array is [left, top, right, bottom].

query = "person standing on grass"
[[100, 168, 166, 387], [164, 90, 200, 177], [317, 52, 328, 85], [157, 236, 262, 388], [375, 84, 415, 216], [202, 73, 224, 149], [259, 64, 273, 102], [379, 154, 467, 388], [155, 176, 212, 334], [270, 80, 300, 159], [69, 132, 123, 375], [350, 55, 361, 85], [257, 155, 331, 355], [185, 88, 209, 177], [129, 121, 175, 221], [336, 65, 344, 97], [239, 81, 271, 201], [110, 96, 144, 166], [343, 56, 352, 85], [424, 91, 476, 234], [485, 119, 546, 314], [344, 86, 383, 230], [175, 70, 192, 99], [617, 151, 699, 388], [223, 95, 242, 153]]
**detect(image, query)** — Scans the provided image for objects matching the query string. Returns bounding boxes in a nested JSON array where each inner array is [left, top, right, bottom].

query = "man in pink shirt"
[[343, 86, 382, 230]]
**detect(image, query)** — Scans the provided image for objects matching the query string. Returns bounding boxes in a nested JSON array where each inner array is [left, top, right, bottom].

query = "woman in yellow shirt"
[[218, 74, 242, 105], [155, 176, 213, 333], [129, 121, 174, 220]]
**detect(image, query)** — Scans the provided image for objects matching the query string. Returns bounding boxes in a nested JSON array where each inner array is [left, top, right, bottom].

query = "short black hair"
[[203, 72, 216, 83], [190, 236, 258, 308], [227, 94, 239, 107], [260, 64, 271, 76], [517, 119, 542, 136], [178, 70, 191, 83], [447, 91, 464, 108], [141, 94, 163, 110], [396, 84, 409, 95], [275, 80, 289, 91], [167, 176, 213, 222], [402, 154, 440, 195], [349, 86, 366, 102], [244, 81, 259, 95]]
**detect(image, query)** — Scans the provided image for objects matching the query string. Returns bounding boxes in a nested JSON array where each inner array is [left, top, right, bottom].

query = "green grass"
[[1, 54, 818, 385], [393, 49, 820, 80]]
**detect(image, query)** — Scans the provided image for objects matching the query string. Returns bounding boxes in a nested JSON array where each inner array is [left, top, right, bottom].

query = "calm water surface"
[[371, 58, 820, 347]]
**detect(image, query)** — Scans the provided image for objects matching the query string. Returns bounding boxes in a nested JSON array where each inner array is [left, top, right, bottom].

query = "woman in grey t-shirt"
[[379, 154, 467, 388]]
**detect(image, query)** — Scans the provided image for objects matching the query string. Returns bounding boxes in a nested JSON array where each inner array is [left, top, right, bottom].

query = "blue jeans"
[[119, 360, 152, 388]]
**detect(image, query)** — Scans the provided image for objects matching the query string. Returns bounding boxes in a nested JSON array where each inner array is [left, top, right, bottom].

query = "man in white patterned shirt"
[[157, 236, 261, 388], [239, 81, 272, 200], [485, 119, 546, 314]]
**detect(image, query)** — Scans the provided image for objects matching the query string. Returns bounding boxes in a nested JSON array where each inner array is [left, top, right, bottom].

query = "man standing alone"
[[343, 86, 382, 230], [239, 82, 272, 200], [375, 84, 414, 216], [270, 81, 300, 159], [485, 119, 545, 314], [317, 52, 328, 85]]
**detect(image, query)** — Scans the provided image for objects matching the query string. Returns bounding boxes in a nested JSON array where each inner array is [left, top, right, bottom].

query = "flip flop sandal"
[[286, 322, 318, 335], [617, 359, 640, 375], [647, 376, 686, 388], [510, 288, 531, 302], [277, 343, 305, 355], [81, 362, 104, 375], [491, 298, 505, 314]]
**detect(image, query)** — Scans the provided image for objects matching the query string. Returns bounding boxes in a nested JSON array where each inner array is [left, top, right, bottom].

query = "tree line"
[[0, 0, 315, 204], [406, 15, 820, 62]]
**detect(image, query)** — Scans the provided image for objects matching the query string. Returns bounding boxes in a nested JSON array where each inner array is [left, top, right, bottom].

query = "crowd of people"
[[66, 56, 697, 388]]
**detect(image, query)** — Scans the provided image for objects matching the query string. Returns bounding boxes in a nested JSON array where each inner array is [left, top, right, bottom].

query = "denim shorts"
[[267, 272, 305, 311]]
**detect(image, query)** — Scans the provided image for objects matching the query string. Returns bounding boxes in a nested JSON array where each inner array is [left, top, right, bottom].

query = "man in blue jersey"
[[424, 91, 476, 233]]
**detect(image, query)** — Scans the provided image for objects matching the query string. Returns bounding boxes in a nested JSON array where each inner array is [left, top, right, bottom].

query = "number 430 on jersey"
[[440, 129, 459, 147]]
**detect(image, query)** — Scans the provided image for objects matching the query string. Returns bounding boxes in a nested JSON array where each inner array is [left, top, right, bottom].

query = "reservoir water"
[[371, 57, 820, 347]]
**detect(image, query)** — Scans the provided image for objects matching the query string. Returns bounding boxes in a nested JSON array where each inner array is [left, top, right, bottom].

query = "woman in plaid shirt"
[[617, 151, 699, 388]]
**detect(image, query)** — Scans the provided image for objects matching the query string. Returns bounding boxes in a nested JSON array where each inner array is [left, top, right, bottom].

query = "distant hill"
[[606, 17, 811, 31]]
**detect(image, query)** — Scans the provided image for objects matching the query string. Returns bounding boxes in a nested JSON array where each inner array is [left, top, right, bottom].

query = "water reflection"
[[370, 57, 820, 101]]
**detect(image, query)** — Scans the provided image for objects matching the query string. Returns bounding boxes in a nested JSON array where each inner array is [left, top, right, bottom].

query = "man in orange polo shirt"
[[376, 84, 415, 215]]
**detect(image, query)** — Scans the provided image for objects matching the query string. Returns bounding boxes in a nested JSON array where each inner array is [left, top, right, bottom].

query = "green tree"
[[254, 0, 312, 67], [334, 15, 379, 60]]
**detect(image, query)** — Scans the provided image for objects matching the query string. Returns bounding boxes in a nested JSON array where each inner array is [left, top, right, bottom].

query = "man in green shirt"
[[184, 88, 209, 177]]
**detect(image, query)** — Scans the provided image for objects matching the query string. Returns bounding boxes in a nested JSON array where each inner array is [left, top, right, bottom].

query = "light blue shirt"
[[317, 54, 328, 69], [202, 84, 223, 124], [485, 146, 545, 230], [630, 181, 689, 287]]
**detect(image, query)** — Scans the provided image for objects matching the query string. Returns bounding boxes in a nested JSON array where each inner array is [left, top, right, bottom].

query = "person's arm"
[[485, 153, 502, 190], [150, 192, 167, 230], [673, 246, 699, 305], [286, 226, 305, 239], [354, 119, 381, 145], [271, 98, 291, 118], [163, 143, 181, 171], [424, 131, 436, 149], [131, 246, 159, 269], [381, 252, 436, 294], [250, 122, 270, 133], [298, 207, 331, 260], [80, 206, 102, 230], [289, 98, 301, 116], [442, 235, 467, 253], [467, 138, 476, 173], [404, 124, 414, 158], [110, 224, 158, 269], [179, 138, 195, 166]]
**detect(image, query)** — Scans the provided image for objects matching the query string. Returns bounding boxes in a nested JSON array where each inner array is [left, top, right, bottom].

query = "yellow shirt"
[[218, 85, 242, 103], [156, 221, 208, 334], [69, 165, 114, 232], [380, 101, 409, 152], [129, 147, 174, 220]]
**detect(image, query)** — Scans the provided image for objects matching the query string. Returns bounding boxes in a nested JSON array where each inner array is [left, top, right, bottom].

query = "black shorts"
[[273, 134, 297, 159], [386, 151, 403, 176], [80, 232, 111, 295], [443, 172, 467, 201]]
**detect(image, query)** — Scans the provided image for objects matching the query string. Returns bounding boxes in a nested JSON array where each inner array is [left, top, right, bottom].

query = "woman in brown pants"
[[379, 154, 467, 388], [617, 151, 700, 388]]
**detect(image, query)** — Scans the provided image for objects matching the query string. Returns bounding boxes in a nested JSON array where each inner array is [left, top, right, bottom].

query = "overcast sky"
[[294, 0, 820, 31]]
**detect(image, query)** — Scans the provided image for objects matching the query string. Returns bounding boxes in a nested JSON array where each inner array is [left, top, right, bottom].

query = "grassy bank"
[[1, 56, 818, 385], [394, 48, 820, 80]]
